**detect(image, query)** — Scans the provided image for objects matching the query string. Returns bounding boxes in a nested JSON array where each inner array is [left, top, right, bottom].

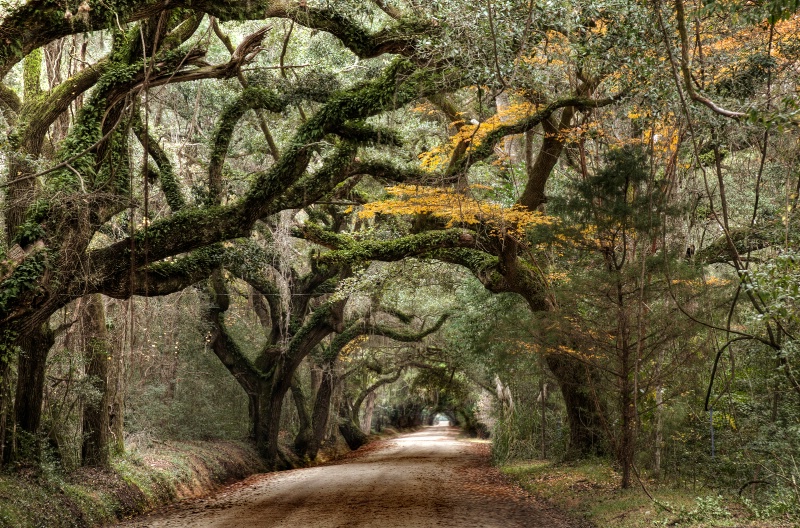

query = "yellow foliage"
[[555, 344, 604, 363], [670, 276, 732, 288], [699, 14, 799, 87], [418, 100, 540, 172], [359, 185, 555, 240], [340, 335, 369, 362], [410, 102, 440, 116], [547, 270, 570, 283]]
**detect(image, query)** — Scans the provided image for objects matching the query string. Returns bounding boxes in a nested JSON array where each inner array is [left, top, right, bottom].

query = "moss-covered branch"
[[271, 7, 432, 59], [222, 239, 290, 342], [88, 58, 453, 279], [209, 87, 287, 202], [348, 158, 458, 185], [332, 121, 403, 147], [428, 247, 550, 311], [696, 223, 784, 264], [450, 92, 627, 176], [383, 306, 414, 324], [106, 28, 268, 110], [89, 245, 225, 299], [285, 301, 340, 369], [131, 112, 186, 212], [0, 83, 21, 117], [370, 312, 449, 342], [273, 142, 359, 211], [161, 12, 206, 51], [200, 1, 434, 59], [0, 247, 49, 322], [205, 273, 265, 394], [0, 0, 170, 79], [294, 223, 477, 265], [18, 59, 108, 148], [0, 0, 432, 83]]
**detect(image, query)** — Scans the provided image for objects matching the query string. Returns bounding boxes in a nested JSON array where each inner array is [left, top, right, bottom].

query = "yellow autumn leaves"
[[416, 100, 538, 172], [359, 184, 555, 240]]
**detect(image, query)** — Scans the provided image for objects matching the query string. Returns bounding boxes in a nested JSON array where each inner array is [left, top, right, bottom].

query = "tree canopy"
[[1, 0, 800, 518]]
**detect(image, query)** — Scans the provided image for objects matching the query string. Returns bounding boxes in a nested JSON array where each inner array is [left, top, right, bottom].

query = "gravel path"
[[114, 426, 589, 528]]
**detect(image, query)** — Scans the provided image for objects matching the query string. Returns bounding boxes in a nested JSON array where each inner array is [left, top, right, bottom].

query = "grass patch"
[[501, 459, 798, 528], [0, 440, 265, 528]]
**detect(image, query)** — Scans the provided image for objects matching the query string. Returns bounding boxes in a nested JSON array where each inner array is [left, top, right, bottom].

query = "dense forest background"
[[1, 0, 800, 524]]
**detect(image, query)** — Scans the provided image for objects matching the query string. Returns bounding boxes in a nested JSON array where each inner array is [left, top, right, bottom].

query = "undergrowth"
[[501, 459, 799, 528], [0, 440, 264, 528]]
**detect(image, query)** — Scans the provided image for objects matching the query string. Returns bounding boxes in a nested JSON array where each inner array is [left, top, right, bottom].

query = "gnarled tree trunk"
[[291, 374, 313, 459], [338, 400, 367, 450]]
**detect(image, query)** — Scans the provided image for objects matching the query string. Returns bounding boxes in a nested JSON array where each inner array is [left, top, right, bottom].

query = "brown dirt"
[[112, 426, 591, 527]]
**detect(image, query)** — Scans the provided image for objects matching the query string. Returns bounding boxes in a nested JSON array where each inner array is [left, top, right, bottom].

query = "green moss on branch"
[[209, 88, 287, 203], [132, 112, 186, 212], [298, 227, 477, 265]]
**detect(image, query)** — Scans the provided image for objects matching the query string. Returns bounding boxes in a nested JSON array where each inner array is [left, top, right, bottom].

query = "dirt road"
[[116, 426, 588, 527]]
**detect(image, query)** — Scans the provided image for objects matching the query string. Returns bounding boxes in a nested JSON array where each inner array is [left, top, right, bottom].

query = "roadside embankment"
[[0, 428, 404, 528], [0, 440, 264, 528]]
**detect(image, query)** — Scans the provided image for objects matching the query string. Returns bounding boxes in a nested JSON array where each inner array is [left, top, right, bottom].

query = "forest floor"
[[502, 459, 798, 527], [113, 426, 590, 527]]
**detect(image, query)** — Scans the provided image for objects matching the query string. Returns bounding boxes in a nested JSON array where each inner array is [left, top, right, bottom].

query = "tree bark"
[[338, 400, 367, 450], [307, 363, 335, 460], [257, 382, 291, 468], [80, 294, 111, 467], [0, 355, 10, 465], [291, 374, 313, 458], [545, 354, 606, 458], [361, 390, 377, 433], [108, 346, 125, 456], [11, 323, 54, 461]]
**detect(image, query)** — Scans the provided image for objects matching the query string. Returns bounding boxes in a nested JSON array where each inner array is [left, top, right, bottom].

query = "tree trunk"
[[338, 400, 367, 450], [81, 294, 111, 467], [291, 375, 313, 458], [308, 365, 335, 460], [248, 393, 260, 440], [108, 330, 125, 456], [616, 274, 635, 489], [5, 50, 44, 246], [327, 376, 343, 442], [545, 353, 606, 458], [620, 367, 635, 488], [360, 390, 377, 433], [311, 364, 323, 396], [654, 347, 664, 476], [11, 323, 54, 461], [0, 343, 13, 465], [256, 381, 291, 469]]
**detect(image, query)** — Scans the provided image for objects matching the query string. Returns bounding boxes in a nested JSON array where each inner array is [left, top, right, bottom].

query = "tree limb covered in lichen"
[[208, 87, 287, 203], [294, 223, 478, 265], [0, 0, 433, 80], [449, 93, 628, 177], [696, 222, 786, 265], [131, 112, 186, 212], [85, 59, 456, 281], [89, 245, 225, 299]]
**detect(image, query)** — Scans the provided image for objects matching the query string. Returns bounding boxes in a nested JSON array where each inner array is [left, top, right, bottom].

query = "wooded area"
[[1, 0, 799, 524]]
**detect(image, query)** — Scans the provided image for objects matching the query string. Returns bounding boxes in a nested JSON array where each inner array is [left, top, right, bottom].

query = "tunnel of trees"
[[1, 0, 800, 515]]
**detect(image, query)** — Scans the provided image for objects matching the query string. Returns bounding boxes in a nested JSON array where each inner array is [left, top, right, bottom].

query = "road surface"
[[116, 426, 587, 527]]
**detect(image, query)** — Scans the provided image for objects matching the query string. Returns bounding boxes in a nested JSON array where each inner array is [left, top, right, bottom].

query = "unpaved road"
[[116, 426, 588, 527]]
